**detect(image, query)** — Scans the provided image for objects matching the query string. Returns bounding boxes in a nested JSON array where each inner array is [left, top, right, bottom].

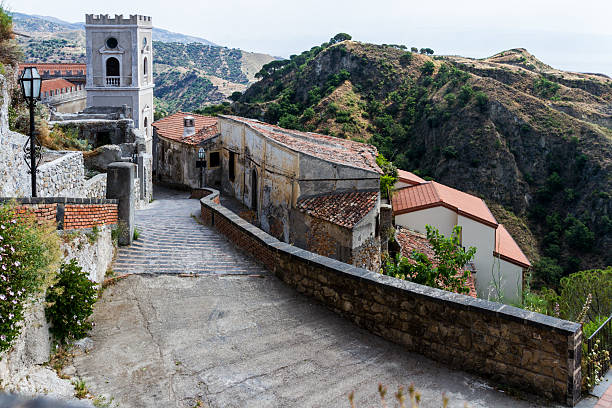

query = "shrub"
[[442, 145, 458, 159], [0, 204, 61, 353], [45, 259, 98, 344], [533, 76, 561, 99], [444, 93, 456, 106], [458, 85, 474, 106], [420, 61, 435, 76], [376, 154, 398, 199], [475, 91, 488, 112], [382, 225, 476, 295], [533, 257, 563, 288], [399, 52, 413, 66], [564, 217, 594, 251]]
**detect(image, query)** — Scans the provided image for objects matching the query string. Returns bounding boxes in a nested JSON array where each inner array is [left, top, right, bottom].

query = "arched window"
[[143, 57, 148, 77], [106, 57, 120, 77], [144, 117, 148, 136]]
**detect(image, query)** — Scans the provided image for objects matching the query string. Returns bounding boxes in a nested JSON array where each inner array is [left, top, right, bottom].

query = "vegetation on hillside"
[[227, 36, 611, 287]]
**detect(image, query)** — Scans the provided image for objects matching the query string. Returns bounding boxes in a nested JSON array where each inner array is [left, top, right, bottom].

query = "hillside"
[[233, 40, 612, 284], [13, 12, 275, 112]]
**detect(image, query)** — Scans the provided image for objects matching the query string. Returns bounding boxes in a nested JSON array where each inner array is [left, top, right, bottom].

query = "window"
[[106, 57, 120, 76], [229, 151, 236, 182], [209, 152, 220, 168], [143, 57, 148, 76], [144, 117, 148, 137], [106, 37, 118, 49]]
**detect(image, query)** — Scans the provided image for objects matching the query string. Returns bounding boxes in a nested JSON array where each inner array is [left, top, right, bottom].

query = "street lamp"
[[196, 147, 206, 188], [19, 67, 43, 197]]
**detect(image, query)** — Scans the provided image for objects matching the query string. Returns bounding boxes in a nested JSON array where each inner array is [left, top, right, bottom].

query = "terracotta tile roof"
[[41, 78, 78, 94], [19, 63, 86, 76], [494, 224, 531, 268], [222, 116, 382, 174], [392, 181, 498, 227], [395, 227, 477, 298], [153, 112, 219, 146], [297, 191, 379, 229], [397, 169, 426, 185]]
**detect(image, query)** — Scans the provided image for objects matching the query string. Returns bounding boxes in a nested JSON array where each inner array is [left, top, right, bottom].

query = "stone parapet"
[[200, 188, 582, 406]]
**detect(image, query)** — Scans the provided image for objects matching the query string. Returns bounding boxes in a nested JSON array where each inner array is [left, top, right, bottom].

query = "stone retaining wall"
[[37, 152, 85, 197], [83, 173, 107, 198], [1, 197, 118, 230], [200, 188, 582, 406]]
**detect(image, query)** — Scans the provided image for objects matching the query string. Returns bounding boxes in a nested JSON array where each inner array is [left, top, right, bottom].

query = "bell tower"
[[85, 14, 154, 137]]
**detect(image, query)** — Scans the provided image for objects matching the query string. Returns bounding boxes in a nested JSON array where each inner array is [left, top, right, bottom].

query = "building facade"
[[218, 116, 383, 269], [85, 14, 154, 138]]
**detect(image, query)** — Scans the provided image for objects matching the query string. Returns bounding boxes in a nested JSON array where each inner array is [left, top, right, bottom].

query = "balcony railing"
[[586, 314, 612, 388], [106, 76, 121, 87]]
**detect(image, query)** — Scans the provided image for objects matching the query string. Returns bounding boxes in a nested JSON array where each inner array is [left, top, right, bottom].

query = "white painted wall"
[[491, 257, 523, 305], [458, 215, 496, 298], [394, 206, 457, 238]]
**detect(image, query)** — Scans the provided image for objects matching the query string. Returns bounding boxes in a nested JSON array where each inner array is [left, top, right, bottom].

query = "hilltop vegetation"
[[231, 36, 612, 285]]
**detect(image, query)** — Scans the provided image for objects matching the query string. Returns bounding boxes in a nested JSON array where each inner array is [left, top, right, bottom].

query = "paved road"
[[71, 188, 560, 408]]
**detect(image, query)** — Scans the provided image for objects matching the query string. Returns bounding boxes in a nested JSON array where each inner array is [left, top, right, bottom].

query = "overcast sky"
[[13, 0, 612, 76]]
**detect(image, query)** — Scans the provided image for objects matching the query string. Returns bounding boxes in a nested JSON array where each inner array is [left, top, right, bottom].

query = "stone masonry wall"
[[37, 152, 86, 197], [200, 188, 582, 406], [83, 173, 107, 198]]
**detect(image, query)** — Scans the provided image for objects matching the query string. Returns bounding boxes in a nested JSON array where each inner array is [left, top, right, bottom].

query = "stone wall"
[[0, 224, 115, 396], [200, 188, 582, 406], [83, 173, 107, 198], [1, 197, 118, 230], [37, 152, 86, 197]]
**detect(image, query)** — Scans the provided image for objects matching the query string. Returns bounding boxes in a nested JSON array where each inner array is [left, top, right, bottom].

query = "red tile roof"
[[395, 227, 477, 298], [19, 63, 86, 76], [494, 224, 531, 268], [392, 181, 498, 227], [397, 169, 426, 185], [41, 78, 78, 94], [297, 191, 379, 229], [153, 112, 219, 145], [222, 116, 382, 174]]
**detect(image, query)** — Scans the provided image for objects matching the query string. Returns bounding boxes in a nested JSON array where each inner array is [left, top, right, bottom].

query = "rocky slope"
[[13, 12, 275, 112], [234, 41, 612, 281]]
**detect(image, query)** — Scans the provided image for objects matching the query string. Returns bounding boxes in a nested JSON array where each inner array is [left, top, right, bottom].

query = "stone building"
[[152, 112, 221, 189], [217, 115, 383, 269], [85, 14, 154, 138]]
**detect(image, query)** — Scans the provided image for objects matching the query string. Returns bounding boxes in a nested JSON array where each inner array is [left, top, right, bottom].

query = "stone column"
[[380, 203, 393, 253], [107, 162, 136, 245]]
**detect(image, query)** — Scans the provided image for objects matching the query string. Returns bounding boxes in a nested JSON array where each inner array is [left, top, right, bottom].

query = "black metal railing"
[[586, 314, 612, 383]]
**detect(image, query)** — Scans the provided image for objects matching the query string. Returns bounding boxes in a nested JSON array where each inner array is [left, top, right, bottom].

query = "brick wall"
[[1, 198, 118, 230], [200, 188, 582, 406]]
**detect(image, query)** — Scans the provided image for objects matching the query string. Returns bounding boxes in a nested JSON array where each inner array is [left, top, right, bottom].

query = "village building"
[[152, 112, 221, 189], [207, 115, 384, 270], [394, 169, 426, 189], [391, 179, 531, 303]]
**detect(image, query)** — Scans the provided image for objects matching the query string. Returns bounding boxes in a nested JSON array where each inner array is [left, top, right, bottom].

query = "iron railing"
[[586, 314, 612, 383]]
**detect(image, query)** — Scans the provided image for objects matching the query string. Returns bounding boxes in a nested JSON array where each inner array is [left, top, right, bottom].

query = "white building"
[[85, 14, 154, 138], [391, 180, 531, 304]]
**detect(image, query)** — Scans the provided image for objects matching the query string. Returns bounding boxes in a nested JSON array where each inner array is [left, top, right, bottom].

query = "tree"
[[382, 225, 476, 295], [229, 91, 242, 102], [410, 47, 418, 53], [330, 33, 352, 45], [420, 61, 435, 76], [376, 154, 398, 199], [419, 48, 434, 55], [533, 257, 563, 287]]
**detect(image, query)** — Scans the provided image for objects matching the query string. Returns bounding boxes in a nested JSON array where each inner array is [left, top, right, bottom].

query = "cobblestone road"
[[71, 187, 561, 408], [112, 188, 264, 276]]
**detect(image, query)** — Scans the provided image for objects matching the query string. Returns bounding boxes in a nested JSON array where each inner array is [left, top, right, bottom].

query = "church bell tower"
[[85, 14, 154, 137]]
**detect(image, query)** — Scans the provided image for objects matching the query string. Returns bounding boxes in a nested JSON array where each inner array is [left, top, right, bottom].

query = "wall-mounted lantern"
[[196, 147, 206, 188]]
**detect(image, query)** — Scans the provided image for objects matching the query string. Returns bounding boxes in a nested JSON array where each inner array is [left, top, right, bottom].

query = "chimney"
[[183, 116, 195, 138]]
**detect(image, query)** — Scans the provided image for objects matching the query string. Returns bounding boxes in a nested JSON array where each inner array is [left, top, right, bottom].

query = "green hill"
[[232, 38, 612, 284]]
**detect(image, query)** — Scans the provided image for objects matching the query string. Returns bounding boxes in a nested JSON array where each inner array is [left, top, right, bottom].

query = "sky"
[[13, 0, 612, 76]]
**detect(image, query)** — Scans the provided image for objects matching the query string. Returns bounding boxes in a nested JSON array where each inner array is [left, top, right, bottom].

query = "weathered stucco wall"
[[200, 188, 582, 406], [395, 206, 457, 238], [154, 134, 221, 190]]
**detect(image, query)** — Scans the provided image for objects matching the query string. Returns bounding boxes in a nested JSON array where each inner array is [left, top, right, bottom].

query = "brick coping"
[[200, 187, 580, 335], [0, 197, 118, 205]]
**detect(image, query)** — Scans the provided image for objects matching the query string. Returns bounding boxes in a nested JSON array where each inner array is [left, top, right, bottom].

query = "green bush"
[[0, 204, 61, 353], [533, 257, 563, 288], [420, 61, 435, 76], [533, 76, 561, 99], [475, 91, 488, 112], [442, 145, 458, 159], [458, 85, 474, 106], [45, 259, 98, 344], [376, 154, 398, 199], [399, 52, 413, 66], [382, 225, 476, 295]]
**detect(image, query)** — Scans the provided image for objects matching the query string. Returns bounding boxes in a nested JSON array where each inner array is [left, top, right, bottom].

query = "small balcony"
[[106, 76, 121, 87]]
